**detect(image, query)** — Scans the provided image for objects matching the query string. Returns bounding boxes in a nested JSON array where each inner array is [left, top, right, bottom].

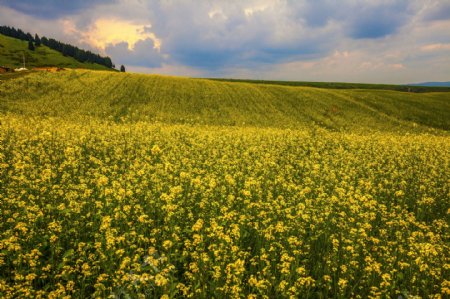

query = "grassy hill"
[[0, 33, 113, 70], [1, 69, 449, 133], [1, 69, 449, 298]]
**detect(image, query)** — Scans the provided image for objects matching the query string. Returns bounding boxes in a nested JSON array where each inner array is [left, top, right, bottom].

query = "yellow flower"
[[192, 219, 204, 232], [155, 274, 168, 286], [151, 145, 161, 155], [338, 278, 347, 289], [163, 240, 173, 250]]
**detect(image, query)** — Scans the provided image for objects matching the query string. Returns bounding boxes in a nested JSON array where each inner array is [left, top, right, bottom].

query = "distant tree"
[[28, 40, 35, 51], [104, 57, 113, 68], [41, 36, 49, 46], [120, 65, 126, 72], [34, 34, 41, 46], [26, 33, 34, 42], [17, 29, 27, 40]]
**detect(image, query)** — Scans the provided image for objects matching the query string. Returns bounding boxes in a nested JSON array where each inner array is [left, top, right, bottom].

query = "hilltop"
[[1, 69, 449, 133], [0, 33, 113, 71]]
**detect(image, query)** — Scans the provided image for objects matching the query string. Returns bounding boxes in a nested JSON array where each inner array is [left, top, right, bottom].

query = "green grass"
[[0, 34, 113, 71], [1, 69, 449, 133], [208, 78, 450, 93]]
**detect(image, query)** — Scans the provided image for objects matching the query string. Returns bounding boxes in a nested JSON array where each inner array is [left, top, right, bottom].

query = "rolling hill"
[[1, 69, 449, 298], [0, 69, 449, 133], [0, 33, 113, 70]]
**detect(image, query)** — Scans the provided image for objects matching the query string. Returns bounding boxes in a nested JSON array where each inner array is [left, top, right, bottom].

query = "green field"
[[0, 70, 449, 298], [0, 34, 113, 71], [209, 78, 450, 93]]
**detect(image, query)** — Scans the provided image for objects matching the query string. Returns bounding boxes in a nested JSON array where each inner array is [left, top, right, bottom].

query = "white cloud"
[[62, 18, 161, 51], [421, 43, 450, 52]]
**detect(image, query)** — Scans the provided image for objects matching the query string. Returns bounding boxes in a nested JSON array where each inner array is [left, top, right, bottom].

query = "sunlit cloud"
[[244, 4, 270, 17], [421, 43, 450, 52], [63, 18, 161, 51]]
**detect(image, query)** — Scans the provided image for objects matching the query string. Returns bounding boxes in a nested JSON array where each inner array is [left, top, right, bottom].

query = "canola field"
[[0, 70, 449, 298]]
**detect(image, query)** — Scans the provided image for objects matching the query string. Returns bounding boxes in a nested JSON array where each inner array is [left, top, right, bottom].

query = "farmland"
[[0, 70, 449, 298]]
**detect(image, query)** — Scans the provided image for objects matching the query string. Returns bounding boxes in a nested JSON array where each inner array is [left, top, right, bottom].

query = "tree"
[[26, 33, 34, 42], [62, 45, 69, 56], [28, 40, 35, 51], [17, 29, 27, 40], [120, 65, 126, 72], [104, 57, 113, 68], [34, 34, 41, 46], [41, 36, 49, 46]]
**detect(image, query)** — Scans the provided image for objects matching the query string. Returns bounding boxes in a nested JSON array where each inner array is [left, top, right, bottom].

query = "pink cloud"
[[421, 43, 450, 52]]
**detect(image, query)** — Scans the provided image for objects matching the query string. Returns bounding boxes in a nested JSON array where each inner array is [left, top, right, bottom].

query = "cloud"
[[423, 2, 450, 22], [105, 38, 163, 68], [65, 18, 161, 51], [0, 0, 449, 83], [0, 0, 118, 18], [348, 13, 406, 39], [145, 1, 341, 69], [345, 1, 412, 39], [140, 0, 421, 70], [421, 43, 450, 52], [289, 0, 339, 28], [287, 0, 413, 39]]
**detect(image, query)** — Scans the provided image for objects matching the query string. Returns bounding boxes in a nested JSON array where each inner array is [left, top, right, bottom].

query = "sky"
[[0, 0, 449, 84]]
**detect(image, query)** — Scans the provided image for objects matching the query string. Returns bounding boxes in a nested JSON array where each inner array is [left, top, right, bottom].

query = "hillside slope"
[[1, 69, 449, 133], [0, 34, 112, 70], [0, 69, 449, 298]]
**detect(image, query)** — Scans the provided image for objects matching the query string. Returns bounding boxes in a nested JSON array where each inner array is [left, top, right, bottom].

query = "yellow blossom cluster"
[[0, 114, 448, 298]]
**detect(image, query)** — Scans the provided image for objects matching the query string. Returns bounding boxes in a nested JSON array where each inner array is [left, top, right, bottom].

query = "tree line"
[[0, 25, 115, 69]]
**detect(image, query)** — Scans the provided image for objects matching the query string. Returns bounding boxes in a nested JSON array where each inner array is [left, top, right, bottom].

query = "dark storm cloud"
[[288, 0, 412, 39], [144, 1, 338, 69], [105, 39, 163, 68], [139, 0, 416, 69], [0, 0, 117, 18], [347, 1, 411, 39]]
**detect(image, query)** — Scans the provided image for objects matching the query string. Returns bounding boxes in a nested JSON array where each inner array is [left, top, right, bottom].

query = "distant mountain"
[[408, 81, 450, 87]]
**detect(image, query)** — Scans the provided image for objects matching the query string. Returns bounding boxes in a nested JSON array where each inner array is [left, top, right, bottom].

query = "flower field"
[[0, 70, 449, 298], [0, 114, 449, 298]]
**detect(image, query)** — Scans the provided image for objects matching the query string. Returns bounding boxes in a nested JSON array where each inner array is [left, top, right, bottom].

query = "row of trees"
[[0, 25, 115, 69]]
